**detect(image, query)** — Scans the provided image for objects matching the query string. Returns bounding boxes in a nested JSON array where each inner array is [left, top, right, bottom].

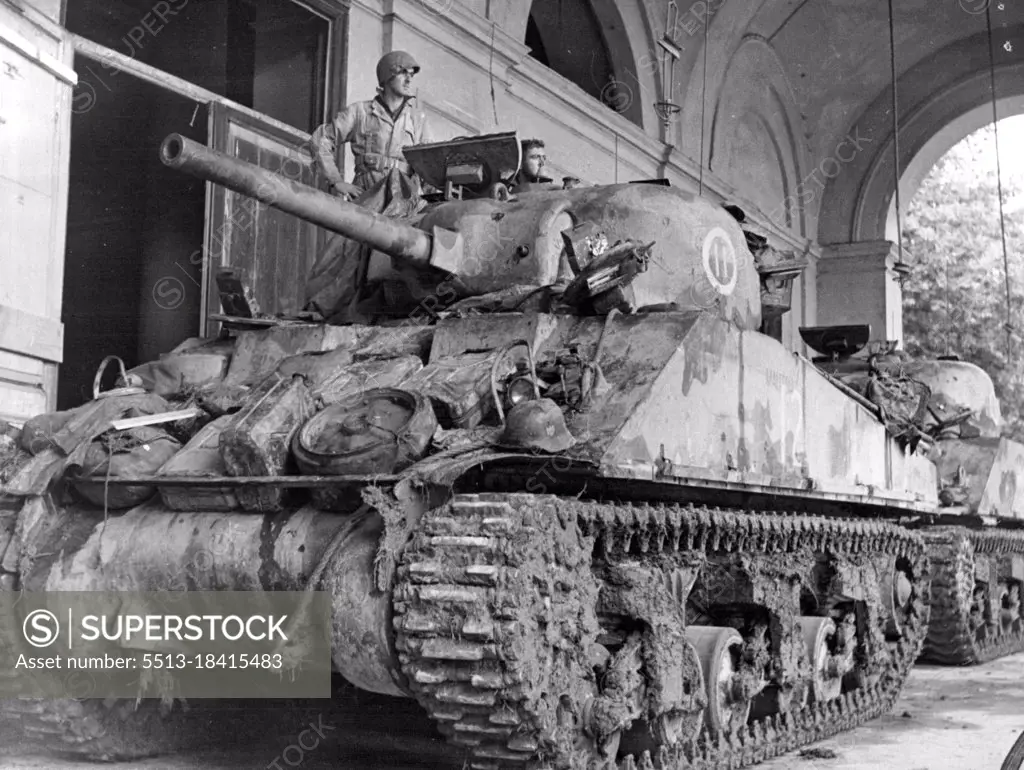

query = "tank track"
[[921, 527, 1024, 665], [0, 514, 195, 762], [393, 493, 929, 770], [0, 697, 198, 761]]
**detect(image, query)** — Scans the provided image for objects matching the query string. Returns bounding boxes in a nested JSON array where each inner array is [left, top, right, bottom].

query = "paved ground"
[[0, 653, 1022, 770], [760, 654, 1024, 770]]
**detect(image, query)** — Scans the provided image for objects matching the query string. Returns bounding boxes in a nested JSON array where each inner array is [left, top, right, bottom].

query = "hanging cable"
[[886, 0, 905, 271], [698, 5, 709, 196], [986, 2, 1014, 356], [488, 23, 499, 126], [945, 257, 951, 357], [614, 132, 618, 183]]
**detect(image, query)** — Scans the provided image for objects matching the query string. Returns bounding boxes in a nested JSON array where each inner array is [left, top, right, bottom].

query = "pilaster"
[[817, 240, 904, 346]]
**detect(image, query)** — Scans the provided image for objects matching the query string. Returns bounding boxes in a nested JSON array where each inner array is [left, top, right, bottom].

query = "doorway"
[[59, 0, 340, 409], [59, 64, 208, 409]]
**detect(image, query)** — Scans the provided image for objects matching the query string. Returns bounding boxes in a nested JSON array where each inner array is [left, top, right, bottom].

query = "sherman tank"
[[0, 129, 1016, 769], [810, 347, 1024, 666]]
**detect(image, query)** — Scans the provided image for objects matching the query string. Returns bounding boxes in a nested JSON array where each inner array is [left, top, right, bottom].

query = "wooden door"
[[1, 7, 74, 419], [202, 104, 331, 333]]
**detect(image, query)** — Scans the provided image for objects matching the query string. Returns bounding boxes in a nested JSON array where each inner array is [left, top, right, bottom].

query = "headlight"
[[506, 376, 538, 409]]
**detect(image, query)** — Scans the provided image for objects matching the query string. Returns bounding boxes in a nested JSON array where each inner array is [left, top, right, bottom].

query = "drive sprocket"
[[921, 527, 1024, 665], [393, 493, 605, 767]]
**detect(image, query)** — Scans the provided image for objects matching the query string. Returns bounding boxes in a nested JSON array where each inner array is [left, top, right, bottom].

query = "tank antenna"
[[986, 1, 1014, 358], [489, 22, 499, 126], [944, 257, 951, 357]]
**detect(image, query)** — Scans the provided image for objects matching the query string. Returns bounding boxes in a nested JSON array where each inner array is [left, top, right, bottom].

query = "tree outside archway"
[[901, 117, 1024, 439]]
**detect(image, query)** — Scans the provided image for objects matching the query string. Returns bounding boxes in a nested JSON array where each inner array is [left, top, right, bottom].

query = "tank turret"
[[159, 133, 763, 328]]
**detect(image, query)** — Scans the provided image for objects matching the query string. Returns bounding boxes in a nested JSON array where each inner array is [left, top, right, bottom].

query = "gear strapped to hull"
[[921, 527, 1024, 666], [393, 494, 930, 770]]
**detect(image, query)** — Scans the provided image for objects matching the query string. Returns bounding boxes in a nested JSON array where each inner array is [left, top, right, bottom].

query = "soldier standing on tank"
[[303, 51, 436, 323], [306, 50, 433, 200]]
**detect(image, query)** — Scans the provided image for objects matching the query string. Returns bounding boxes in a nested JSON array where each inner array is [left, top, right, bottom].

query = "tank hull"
[[3, 138, 1017, 766], [423, 311, 939, 511], [0, 310, 951, 769]]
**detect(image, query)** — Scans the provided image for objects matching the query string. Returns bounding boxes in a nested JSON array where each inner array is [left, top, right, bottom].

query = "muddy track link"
[[0, 660, 191, 759], [393, 493, 929, 770], [921, 527, 1024, 666], [0, 697, 199, 761], [0, 558, 198, 761]]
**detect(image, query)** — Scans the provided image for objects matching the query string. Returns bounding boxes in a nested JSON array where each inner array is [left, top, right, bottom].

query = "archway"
[[808, 25, 1024, 344], [884, 99, 1024, 240], [898, 116, 1024, 437], [524, 0, 643, 128], [817, 29, 1024, 247]]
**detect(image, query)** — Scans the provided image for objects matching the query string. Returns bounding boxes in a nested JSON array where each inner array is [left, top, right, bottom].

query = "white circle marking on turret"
[[702, 228, 738, 296]]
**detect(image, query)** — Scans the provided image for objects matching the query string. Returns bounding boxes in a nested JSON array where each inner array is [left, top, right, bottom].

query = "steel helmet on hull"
[[498, 399, 576, 453], [377, 51, 421, 84]]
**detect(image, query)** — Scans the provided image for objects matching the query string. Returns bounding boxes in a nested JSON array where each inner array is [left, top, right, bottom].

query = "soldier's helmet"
[[377, 51, 421, 84], [498, 399, 576, 453]]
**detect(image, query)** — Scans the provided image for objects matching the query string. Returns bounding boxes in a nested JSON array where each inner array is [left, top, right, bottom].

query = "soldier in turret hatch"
[[303, 50, 436, 324], [509, 138, 555, 193]]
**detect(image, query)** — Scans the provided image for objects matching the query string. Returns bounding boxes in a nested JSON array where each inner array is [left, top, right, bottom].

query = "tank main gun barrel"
[[159, 133, 434, 266]]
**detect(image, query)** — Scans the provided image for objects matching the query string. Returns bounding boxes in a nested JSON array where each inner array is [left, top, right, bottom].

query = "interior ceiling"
[[744, 0, 1023, 155]]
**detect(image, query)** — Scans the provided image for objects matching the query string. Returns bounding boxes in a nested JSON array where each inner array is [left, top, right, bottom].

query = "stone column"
[[817, 240, 904, 347]]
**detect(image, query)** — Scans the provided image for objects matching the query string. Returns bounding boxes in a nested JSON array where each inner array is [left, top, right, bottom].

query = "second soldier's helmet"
[[376, 51, 421, 84], [498, 399, 576, 453]]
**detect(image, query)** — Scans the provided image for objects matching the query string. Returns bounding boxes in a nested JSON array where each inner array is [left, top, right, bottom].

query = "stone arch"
[[883, 98, 1024, 240], [818, 27, 1024, 246], [707, 36, 807, 233]]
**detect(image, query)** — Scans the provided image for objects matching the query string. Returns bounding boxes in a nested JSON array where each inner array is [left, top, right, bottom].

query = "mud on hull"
[[394, 493, 929, 769], [0, 490, 930, 769]]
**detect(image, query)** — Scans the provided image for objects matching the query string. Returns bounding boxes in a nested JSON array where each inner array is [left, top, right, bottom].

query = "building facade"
[[3, 0, 1019, 421]]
